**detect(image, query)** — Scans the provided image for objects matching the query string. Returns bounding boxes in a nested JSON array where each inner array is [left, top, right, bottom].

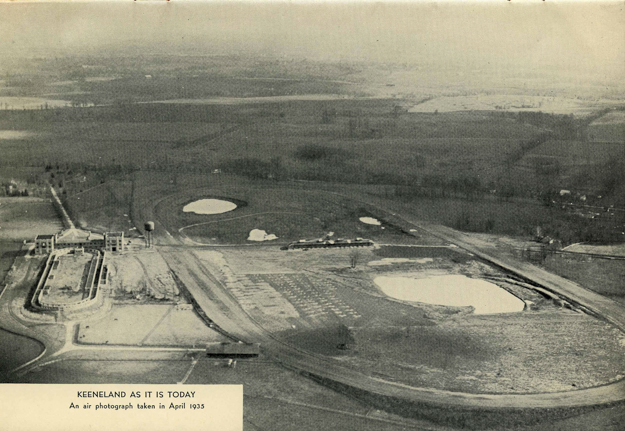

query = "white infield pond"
[[359, 216, 382, 226], [374, 274, 525, 314], [182, 199, 237, 215], [247, 229, 278, 242]]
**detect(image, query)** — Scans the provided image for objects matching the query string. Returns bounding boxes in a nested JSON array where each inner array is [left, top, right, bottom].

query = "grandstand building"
[[35, 228, 124, 254]]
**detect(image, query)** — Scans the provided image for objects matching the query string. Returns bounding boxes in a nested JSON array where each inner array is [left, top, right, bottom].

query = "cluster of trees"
[[453, 211, 496, 233], [320, 108, 337, 124], [598, 159, 625, 202], [222, 151, 491, 203], [221, 157, 274, 180], [533, 158, 561, 176], [534, 216, 618, 245], [0, 103, 245, 124], [217, 152, 622, 245], [504, 132, 553, 167], [394, 174, 485, 200], [293, 144, 350, 162], [514, 112, 581, 140], [346, 117, 379, 138], [2, 186, 29, 197]]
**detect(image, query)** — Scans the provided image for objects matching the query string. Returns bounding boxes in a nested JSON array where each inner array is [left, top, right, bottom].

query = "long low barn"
[[206, 342, 260, 357], [288, 238, 374, 250]]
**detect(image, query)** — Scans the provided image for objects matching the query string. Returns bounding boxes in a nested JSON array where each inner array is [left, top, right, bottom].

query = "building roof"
[[55, 228, 104, 244], [106, 232, 124, 237], [36, 234, 55, 240]]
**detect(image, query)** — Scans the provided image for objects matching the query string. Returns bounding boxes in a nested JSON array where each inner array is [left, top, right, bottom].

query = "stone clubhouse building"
[[35, 228, 124, 254]]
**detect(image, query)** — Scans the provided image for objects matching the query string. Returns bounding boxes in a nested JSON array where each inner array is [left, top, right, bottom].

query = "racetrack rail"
[[146, 184, 625, 413]]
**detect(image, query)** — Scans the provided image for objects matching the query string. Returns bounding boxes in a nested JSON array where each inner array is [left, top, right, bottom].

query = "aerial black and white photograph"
[[0, 1, 623, 430]]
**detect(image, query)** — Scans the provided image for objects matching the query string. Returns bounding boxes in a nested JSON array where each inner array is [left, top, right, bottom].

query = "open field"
[[591, 111, 625, 125], [0, 197, 61, 284], [77, 306, 175, 346], [0, 100, 539, 178], [520, 139, 623, 169], [198, 245, 625, 394], [0, 241, 21, 285], [343, 311, 625, 394], [31, 124, 618, 247], [155, 185, 421, 245], [380, 194, 593, 241], [0, 198, 63, 240], [588, 111, 625, 142], [0, 53, 386, 110], [542, 254, 625, 306], [63, 180, 135, 233], [588, 123, 625, 143], [1, 85, 622, 244], [0, 328, 43, 377], [408, 95, 622, 116], [77, 304, 229, 346]]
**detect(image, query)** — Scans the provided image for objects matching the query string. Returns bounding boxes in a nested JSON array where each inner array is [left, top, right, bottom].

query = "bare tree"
[[337, 324, 355, 350], [349, 249, 361, 269]]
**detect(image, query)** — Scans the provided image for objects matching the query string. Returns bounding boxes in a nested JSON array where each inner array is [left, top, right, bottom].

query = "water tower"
[[144, 221, 155, 248]]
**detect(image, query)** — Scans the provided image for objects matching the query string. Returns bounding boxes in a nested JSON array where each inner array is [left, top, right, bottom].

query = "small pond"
[[359, 217, 381, 226], [374, 274, 525, 314], [0, 131, 36, 140], [183, 199, 237, 215], [248, 229, 278, 242]]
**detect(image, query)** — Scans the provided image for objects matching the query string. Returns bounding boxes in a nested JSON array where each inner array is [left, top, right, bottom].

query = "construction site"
[[1, 173, 623, 430], [0, 4, 624, 428]]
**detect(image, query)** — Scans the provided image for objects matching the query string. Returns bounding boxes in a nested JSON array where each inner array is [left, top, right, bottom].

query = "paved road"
[[0, 257, 64, 375]]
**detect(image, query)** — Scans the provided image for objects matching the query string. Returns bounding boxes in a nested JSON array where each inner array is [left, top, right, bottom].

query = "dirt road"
[[140, 184, 625, 410], [156, 243, 625, 410]]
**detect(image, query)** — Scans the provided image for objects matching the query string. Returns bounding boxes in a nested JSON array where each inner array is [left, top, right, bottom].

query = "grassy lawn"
[[153, 184, 421, 244], [0, 328, 44, 377], [0, 241, 21, 285], [543, 254, 625, 305]]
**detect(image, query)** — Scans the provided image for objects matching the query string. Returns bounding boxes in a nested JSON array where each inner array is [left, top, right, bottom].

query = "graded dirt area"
[[77, 304, 229, 346], [206, 244, 625, 394], [107, 250, 179, 300], [345, 310, 625, 394], [44, 252, 93, 304], [141, 307, 230, 345]]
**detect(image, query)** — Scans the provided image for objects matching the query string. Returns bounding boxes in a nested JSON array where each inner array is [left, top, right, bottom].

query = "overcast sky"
[[1, 2, 622, 81]]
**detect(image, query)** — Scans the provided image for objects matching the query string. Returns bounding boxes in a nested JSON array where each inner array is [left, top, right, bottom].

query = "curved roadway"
[[147, 186, 625, 411]]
